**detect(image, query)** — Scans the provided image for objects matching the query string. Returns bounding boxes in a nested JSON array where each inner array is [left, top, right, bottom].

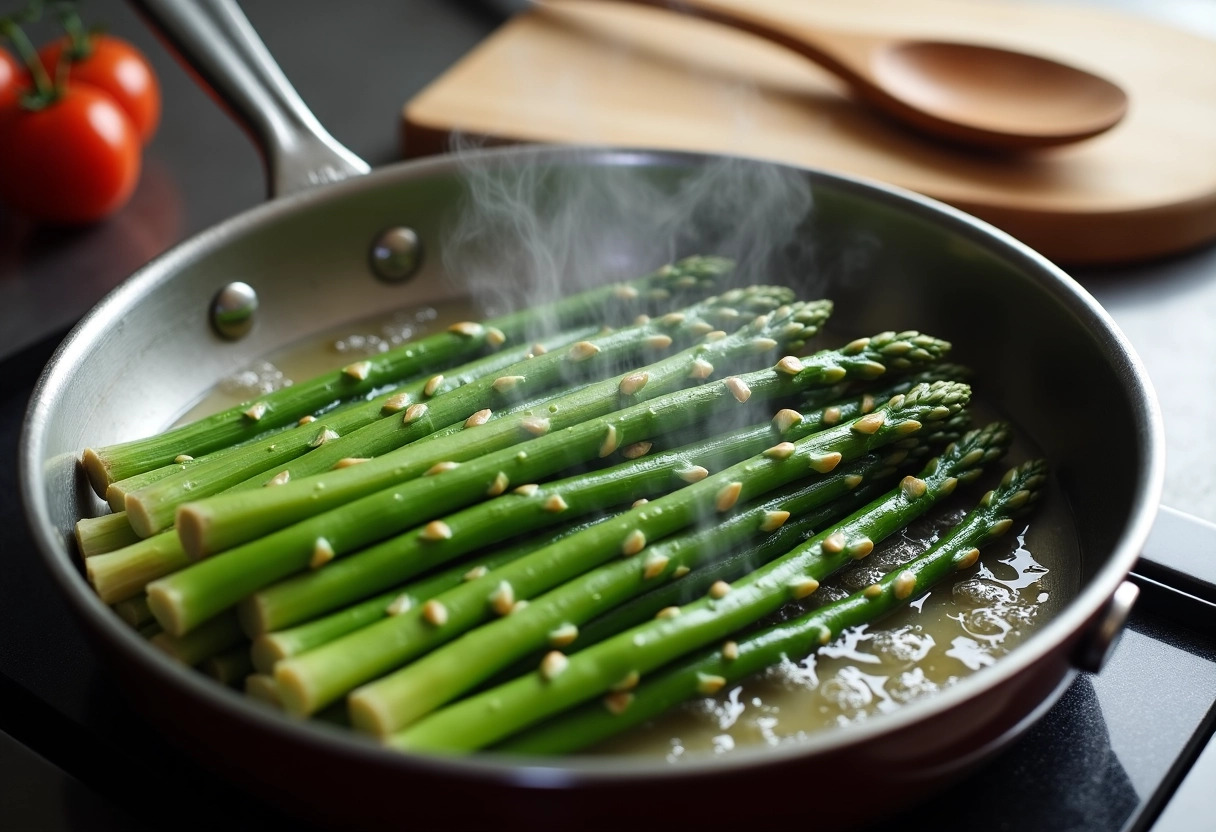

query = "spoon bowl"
[[591, 0, 1130, 152], [871, 41, 1129, 149]]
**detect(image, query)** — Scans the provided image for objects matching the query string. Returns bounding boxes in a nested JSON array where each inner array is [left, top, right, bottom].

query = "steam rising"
[[439, 143, 827, 568], [441, 142, 818, 336]]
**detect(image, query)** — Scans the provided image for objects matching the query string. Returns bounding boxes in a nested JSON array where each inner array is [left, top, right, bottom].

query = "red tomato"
[[0, 84, 141, 224], [39, 35, 160, 143], [0, 49, 23, 110]]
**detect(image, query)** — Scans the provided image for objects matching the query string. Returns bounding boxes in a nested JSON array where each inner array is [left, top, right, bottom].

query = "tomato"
[[0, 48, 23, 110], [39, 35, 160, 143], [0, 84, 141, 224]]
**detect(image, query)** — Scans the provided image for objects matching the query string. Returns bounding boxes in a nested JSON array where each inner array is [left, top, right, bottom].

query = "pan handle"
[[129, 0, 370, 198]]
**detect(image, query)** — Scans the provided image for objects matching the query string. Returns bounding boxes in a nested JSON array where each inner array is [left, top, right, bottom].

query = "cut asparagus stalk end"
[[175, 505, 212, 562], [122, 494, 160, 539], [81, 447, 112, 497], [250, 634, 289, 675], [347, 692, 393, 737], [145, 582, 187, 638]]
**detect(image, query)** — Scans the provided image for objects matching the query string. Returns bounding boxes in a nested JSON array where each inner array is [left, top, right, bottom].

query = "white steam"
[[440, 140, 818, 337]]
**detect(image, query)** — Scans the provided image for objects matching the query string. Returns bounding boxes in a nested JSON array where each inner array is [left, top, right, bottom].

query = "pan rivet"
[[210, 282, 258, 340], [370, 226, 423, 283]]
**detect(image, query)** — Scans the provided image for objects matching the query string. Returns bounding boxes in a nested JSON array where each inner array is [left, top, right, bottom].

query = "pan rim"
[[19, 143, 1165, 784]]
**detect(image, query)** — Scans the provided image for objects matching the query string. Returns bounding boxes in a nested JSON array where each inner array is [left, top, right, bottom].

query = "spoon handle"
[[564, 0, 888, 94]]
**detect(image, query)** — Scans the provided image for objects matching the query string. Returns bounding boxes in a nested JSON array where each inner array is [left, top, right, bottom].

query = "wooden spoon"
[[575, 0, 1129, 151]]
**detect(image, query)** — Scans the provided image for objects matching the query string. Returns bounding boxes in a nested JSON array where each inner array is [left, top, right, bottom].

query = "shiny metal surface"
[[210, 281, 259, 339], [128, 0, 370, 198], [1074, 580, 1141, 673], [369, 226, 424, 283]]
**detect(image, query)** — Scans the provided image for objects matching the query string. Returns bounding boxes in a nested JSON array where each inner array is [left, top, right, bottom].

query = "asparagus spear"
[[386, 421, 1011, 752], [249, 514, 621, 674], [275, 381, 968, 719], [82, 257, 728, 495], [149, 611, 244, 667], [500, 458, 1047, 754], [75, 512, 140, 558], [172, 291, 822, 559], [346, 451, 912, 734], [88, 533, 192, 605], [111, 324, 599, 533], [240, 378, 960, 637], [147, 326, 949, 638]]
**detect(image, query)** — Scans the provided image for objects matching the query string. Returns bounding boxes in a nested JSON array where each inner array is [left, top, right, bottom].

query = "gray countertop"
[[1, 0, 1214, 522]]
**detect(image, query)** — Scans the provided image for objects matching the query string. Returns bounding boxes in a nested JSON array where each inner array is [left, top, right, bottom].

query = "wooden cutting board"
[[401, 0, 1216, 265]]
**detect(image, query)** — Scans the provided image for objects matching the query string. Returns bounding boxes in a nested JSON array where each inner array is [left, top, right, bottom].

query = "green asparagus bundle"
[[85, 385, 606, 604], [110, 324, 598, 533], [533, 413, 970, 665], [82, 257, 728, 494], [386, 421, 1011, 752], [78, 267, 1053, 763], [499, 458, 1047, 754], [345, 450, 910, 734], [239, 373, 968, 639], [140, 302, 832, 633], [172, 294, 825, 559], [252, 404, 964, 677], [274, 381, 968, 720], [146, 326, 950, 638], [249, 514, 622, 674], [126, 285, 793, 538], [85, 362, 965, 602]]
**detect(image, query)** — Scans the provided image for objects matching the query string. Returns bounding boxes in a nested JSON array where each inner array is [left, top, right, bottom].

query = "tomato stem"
[[0, 5, 56, 106], [51, 0, 93, 60]]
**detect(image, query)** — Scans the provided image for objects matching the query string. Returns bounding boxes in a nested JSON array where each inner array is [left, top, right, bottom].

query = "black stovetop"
[[3, 332, 1214, 832]]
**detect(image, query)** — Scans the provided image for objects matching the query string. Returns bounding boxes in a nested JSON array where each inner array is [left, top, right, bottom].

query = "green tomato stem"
[[0, 15, 56, 102]]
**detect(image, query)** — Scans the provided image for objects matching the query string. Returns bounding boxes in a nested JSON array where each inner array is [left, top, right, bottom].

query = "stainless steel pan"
[[19, 1, 1163, 827]]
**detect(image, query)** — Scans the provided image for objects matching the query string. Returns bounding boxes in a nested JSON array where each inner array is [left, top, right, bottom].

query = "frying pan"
[[19, 0, 1163, 828]]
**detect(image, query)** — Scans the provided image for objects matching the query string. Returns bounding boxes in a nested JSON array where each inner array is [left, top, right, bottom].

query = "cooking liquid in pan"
[[178, 300, 1079, 759]]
